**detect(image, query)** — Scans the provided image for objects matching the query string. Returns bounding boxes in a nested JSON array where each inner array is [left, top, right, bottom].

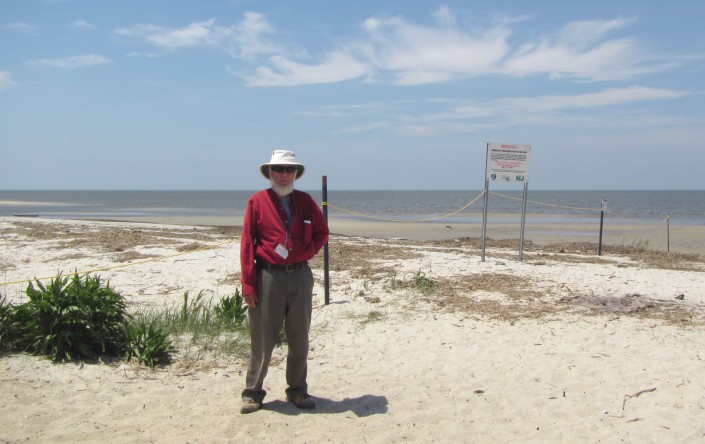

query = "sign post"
[[598, 199, 607, 256], [322, 176, 330, 305], [482, 143, 532, 262]]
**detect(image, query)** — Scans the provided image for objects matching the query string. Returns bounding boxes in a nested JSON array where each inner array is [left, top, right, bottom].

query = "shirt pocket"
[[303, 219, 312, 244]]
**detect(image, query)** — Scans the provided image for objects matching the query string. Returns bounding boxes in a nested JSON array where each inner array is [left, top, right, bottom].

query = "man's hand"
[[243, 293, 258, 308]]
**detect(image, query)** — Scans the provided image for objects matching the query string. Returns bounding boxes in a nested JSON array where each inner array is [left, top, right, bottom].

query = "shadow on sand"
[[264, 394, 388, 416]]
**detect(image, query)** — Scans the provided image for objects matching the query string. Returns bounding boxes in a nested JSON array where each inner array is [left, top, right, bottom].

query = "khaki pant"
[[241, 265, 314, 404]]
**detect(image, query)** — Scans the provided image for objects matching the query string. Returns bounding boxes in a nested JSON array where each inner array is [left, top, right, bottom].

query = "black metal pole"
[[322, 176, 330, 305], [598, 209, 604, 256], [667, 212, 670, 253], [598, 199, 606, 256], [481, 181, 489, 262], [519, 182, 528, 262]]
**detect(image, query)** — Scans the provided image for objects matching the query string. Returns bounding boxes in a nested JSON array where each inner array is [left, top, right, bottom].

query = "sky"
[[1, 0, 704, 191]]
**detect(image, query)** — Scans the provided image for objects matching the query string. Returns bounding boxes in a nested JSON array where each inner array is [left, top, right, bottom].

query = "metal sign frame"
[[482, 143, 532, 262]]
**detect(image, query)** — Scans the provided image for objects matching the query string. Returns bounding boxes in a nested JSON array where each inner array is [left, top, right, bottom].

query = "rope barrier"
[[606, 210, 673, 225], [324, 190, 676, 227], [325, 190, 486, 223], [489, 191, 673, 225], [489, 191, 601, 213]]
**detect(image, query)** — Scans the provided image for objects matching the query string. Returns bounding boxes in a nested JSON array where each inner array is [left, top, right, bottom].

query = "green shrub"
[[14, 274, 129, 362], [123, 320, 174, 367], [3, 275, 246, 367], [0, 295, 16, 351], [413, 271, 435, 292], [213, 288, 248, 327]]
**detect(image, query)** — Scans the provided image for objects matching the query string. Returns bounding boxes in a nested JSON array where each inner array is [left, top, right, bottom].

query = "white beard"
[[270, 179, 294, 197]]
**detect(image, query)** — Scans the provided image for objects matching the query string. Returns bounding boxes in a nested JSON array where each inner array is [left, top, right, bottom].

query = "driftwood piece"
[[622, 387, 657, 411]]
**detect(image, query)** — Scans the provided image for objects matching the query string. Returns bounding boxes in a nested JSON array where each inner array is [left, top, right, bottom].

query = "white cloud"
[[148, 19, 223, 48], [115, 13, 279, 58], [326, 86, 692, 136], [356, 10, 511, 85], [114, 8, 685, 87], [0, 70, 16, 91], [115, 20, 221, 49], [228, 12, 280, 59], [427, 86, 690, 125], [26, 54, 113, 69], [243, 52, 368, 86], [501, 18, 659, 81], [240, 7, 513, 86], [71, 20, 95, 29], [241, 10, 676, 86], [1, 22, 38, 34], [126, 51, 161, 58], [558, 17, 637, 47], [497, 86, 690, 112]]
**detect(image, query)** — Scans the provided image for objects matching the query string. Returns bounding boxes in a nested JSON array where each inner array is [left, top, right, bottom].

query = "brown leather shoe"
[[287, 394, 316, 410], [240, 399, 262, 414]]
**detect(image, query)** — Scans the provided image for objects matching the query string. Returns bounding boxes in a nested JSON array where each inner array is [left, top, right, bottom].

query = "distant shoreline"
[[5, 214, 702, 255]]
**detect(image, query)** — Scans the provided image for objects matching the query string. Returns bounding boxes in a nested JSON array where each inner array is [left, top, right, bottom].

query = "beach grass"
[[128, 289, 250, 366]]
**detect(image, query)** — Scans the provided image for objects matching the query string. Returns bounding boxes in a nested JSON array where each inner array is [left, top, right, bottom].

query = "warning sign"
[[486, 143, 531, 183]]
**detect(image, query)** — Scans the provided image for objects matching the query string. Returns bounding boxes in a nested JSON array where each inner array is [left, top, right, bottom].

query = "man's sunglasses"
[[270, 165, 298, 173]]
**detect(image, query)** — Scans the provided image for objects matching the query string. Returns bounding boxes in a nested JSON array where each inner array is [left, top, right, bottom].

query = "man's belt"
[[258, 261, 308, 272]]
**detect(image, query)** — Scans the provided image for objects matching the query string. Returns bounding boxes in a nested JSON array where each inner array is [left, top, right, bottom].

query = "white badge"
[[275, 243, 289, 259]]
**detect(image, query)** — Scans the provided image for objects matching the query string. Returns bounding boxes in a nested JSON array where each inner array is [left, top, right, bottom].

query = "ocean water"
[[0, 189, 703, 225]]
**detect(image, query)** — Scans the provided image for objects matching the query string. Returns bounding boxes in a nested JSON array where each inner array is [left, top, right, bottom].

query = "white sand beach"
[[1, 216, 704, 443]]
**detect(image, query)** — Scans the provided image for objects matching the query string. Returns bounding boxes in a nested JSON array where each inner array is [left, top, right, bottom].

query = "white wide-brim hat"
[[260, 150, 306, 179]]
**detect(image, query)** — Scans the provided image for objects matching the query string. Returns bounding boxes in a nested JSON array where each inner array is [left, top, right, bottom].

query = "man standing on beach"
[[239, 150, 329, 414]]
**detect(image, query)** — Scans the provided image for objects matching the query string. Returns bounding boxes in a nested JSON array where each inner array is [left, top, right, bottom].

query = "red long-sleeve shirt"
[[240, 188, 329, 296]]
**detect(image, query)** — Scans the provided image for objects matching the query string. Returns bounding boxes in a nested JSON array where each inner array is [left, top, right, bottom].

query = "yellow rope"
[[326, 190, 671, 224], [489, 191, 672, 225], [324, 190, 486, 223], [489, 191, 602, 212], [599, 211, 671, 225]]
